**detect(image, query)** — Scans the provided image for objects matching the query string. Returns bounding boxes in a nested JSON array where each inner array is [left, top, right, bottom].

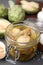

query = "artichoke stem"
[[8, 0, 15, 8]]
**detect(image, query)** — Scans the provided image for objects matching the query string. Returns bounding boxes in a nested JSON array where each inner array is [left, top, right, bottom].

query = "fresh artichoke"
[[8, 0, 25, 22], [20, 0, 39, 14], [0, 4, 8, 18], [0, 18, 10, 38]]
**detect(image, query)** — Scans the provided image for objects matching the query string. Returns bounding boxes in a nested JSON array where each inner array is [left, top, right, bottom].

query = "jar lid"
[[24, 18, 43, 32]]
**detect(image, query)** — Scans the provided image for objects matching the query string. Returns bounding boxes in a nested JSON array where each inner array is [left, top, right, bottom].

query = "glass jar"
[[5, 22, 40, 64]]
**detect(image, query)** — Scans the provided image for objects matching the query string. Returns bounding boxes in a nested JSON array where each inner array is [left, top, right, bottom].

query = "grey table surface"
[[0, 0, 43, 65]]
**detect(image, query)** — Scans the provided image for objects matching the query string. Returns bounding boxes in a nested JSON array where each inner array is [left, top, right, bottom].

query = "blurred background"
[[0, 0, 43, 7], [0, 0, 16, 7]]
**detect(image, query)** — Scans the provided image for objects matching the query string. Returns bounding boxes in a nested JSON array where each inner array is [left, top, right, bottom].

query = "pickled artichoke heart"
[[0, 19, 10, 38], [12, 28, 21, 36], [8, 5, 25, 22], [20, 1, 39, 14], [0, 4, 8, 18], [31, 29, 37, 40], [9, 47, 15, 58], [17, 35, 30, 46]]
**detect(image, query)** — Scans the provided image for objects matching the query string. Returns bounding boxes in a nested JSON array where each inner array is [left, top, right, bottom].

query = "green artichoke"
[[8, 0, 25, 22], [0, 4, 8, 18]]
